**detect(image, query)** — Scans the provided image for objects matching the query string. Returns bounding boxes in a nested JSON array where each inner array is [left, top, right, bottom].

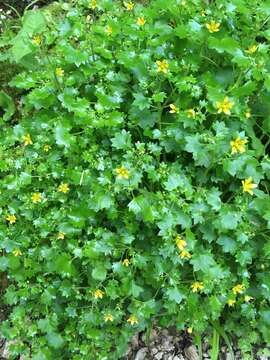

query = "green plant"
[[0, 0, 270, 359]]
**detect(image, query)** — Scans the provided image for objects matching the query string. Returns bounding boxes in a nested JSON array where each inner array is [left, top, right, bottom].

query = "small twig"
[[79, 170, 85, 185]]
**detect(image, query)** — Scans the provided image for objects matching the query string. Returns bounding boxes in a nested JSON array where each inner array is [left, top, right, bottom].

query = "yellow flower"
[[156, 59, 169, 74], [22, 134, 33, 146], [180, 250, 191, 259], [175, 235, 186, 250], [232, 283, 245, 295], [137, 17, 146, 26], [90, 0, 97, 9], [124, 1, 134, 10], [56, 67, 64, 77], [227, 299, 236, 307], [191, 281, 204, 293], [230, 136, 247, 154], [206, 21, 220, 33], [169, 104, 179, 114], [242, 177, 258, 195], [127, 315, 138, 325], [57, 232, 65, 240], [13, 249, 22, 257], [94, 289, 104, 299], [32, 35, 42, 46], [105, 25, 113, 36], [122, 258, 130, 267], [216, 96, 234, 115], [244, 295, 253, 302], [245, 45, 258, 55], [186, 108, 196, 118], [116, 166, 129, 179], [58, 183, 70, 193], [187, 327, 193, 334], [31, 192, 42, 204], [6, 214, 16, 224], [201, 11, 206, 17], [245, 111, 251, 118], [43, 144, 51, 152], [104, 313, 113, 322]]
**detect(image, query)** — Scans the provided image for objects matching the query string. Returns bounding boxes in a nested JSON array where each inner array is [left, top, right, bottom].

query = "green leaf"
[[47, 332, 64, 349], [185, 135, 211, 167], [11, 33, 33, 63], [206, 188, 222, 211], [217, 235, 236, 253], [218, 209, 241, 230], [0, 91, 15, 122], [55, 123, 75, 147], [191, 253, 216, 273], [92, 266, 107, 281], [208, 37, 241, 56], [0, 257, 9, 271], [111, 130, 132, 149], [166, 287, 184, 304], [22, 10, 46, 35], [11, 10, 46, 62], [165, 173, 181, 191], [133, 93, 151, 110], [131, 281, 143, 298], [91, 191, 114, 211], [128, 194, 155, 222]]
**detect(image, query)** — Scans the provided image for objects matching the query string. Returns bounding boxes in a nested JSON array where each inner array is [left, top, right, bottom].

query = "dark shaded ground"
[[1, 0, 55, 14], [123, 327, 270, 360]]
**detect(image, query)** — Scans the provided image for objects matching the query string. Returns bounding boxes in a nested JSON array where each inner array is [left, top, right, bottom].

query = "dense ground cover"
[[0, 0, 270, 359]]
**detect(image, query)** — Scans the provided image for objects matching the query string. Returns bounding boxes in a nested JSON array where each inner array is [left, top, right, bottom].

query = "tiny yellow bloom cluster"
[[90, 0, 97, 9], [228, 283, 246, 306], [245, 45, 258, 55], [122, 258, 130, 267], [180, 249, 191, 259], [206, 21, 220, 33], [175, 235, 186, 250], [116, 166, 129, 179], [124, 1, 134, 11], [227, 299, 236, 307], [187, 327, 193, 334], [56, 67, 64, 77], [242, 177, 257, 195], [186, 108, 196, 119], [44, 144, 51, 152], [57, 232, 65, 240], [244, 295, 253, 302], [22, 134, 33, 146], [191, 281, 204, 293], [32, 35, 42, 46], [58, 183, 70, 193], [127, 315, 138, 325], [169, 104, 179, 114], [94, 289, 104, 299], [6, 214, 16, 224], [104, 313, 113, 322], [137, 17, 146, 26], [13, 249, 22, 257], [230, 137, 247, 154], [105, 25, 113, 35], [175, 235, 191, 259], [245, 111, 251, 118], [232, 283, 245, 295], [31, 192, 42, 204], [216, 96, 234, 115], [156, 60, 169, 74]]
